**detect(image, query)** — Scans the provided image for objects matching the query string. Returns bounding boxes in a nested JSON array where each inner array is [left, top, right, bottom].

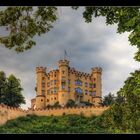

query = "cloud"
[[0, 7, 139, 109]]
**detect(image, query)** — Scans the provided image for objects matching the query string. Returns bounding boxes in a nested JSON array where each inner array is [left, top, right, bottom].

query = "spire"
[[64, 49, 68, 60]]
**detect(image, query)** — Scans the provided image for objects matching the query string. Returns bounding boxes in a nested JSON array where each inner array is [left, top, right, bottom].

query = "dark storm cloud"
[[0, 7, 139, 109]]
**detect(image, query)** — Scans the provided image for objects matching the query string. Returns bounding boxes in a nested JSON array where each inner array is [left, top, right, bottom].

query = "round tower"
[[35, 67, 46, 109], [58, 59, 70, 107]]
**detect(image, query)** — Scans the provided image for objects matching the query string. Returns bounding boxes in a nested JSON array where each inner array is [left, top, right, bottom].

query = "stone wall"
[[0, 104, 27, 126], [0, 104, 109, 126], [28, 106, 109, 117]]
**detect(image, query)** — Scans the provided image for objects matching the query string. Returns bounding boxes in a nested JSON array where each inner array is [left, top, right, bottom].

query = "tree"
[[100, 70, 140, 133], [0, 71, 25, 107], [0, 7, 57, 52], [66, 99, 76, 107], [103, 92, 115, 106], [0, 71, 6, 104]]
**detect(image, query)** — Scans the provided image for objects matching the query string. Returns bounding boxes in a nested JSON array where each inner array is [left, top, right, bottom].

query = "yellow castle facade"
[[31, 59, 102, 109]]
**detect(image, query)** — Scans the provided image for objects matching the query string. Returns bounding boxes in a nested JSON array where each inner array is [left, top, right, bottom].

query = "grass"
[[0, 114, 109, 134]]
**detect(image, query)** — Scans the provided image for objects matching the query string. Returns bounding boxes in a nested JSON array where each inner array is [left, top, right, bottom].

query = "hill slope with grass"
[[0, 114, 109, 134]]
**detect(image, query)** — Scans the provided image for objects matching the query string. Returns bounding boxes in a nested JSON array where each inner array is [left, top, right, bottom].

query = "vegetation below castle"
[[0, 115, 106, 134], [0, 112, 139, 134]]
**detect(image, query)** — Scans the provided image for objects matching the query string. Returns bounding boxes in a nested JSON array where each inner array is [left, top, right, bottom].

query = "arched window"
[[75, 87, 82, 94], [75, 79, 82, 86]]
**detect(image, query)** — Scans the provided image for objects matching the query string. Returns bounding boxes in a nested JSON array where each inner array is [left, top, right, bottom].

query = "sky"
[[0, 7, 139, 109]]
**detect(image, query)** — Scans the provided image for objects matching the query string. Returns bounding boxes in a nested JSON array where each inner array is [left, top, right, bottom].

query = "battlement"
[[29, 105, 110, 117], [0, 104, 27, 126], [91, 67, 102, 74], [0, 103, 109, 126], [58, 59, 70, 67], [36, 67, 46, 73]]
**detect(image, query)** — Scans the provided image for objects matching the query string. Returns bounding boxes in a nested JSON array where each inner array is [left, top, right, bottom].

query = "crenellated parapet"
[[0, 103, 110, 126], [58, 59, 70, 67], [28, 105, 110, 117], [0, 103, 27, 113], [36, 67, 47, 74], [91, 67, 102, 74]]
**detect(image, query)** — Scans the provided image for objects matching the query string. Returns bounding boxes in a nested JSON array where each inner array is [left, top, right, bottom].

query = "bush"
[[80, 101, 93, 106], [66, 99, 76, 107]]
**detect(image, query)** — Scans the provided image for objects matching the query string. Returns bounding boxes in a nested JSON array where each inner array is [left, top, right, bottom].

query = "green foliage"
[[0, 7, 57, 53], [66, 99, 76, 107], [0, 71, 25, 107], [0, 71, 6, 104], [0, 115, 108, 134], [97, 70, 140, 133], [103, 93, 115, 106], [53, 102, 61, 108], [80, 101, 93, 106]]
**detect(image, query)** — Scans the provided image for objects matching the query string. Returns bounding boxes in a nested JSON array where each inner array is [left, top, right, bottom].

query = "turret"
[[35, 67, 46, 109], [58, 59, 70, 106]]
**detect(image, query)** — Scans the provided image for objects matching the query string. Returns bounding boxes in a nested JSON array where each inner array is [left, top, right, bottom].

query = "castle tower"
[[58, 59, 70, 106], [91, 67, 102, 105], [35, 67, 46, 109]]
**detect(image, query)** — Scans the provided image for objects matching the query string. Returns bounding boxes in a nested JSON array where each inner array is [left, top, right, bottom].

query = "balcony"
[[75, 91, 83, 97]]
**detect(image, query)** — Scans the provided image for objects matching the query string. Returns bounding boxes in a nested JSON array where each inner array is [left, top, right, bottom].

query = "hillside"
[[0, 114, 109, 134]]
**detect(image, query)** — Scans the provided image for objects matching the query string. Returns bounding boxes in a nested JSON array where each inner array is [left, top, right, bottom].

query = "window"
[[54, 97, 56, 100], [93, 84, 96, 88], [42, 90, 45, 95], [89, 91, 92, 96], [62, 70, 65, 74], [42, 83, 45, 87], [54, 80, 57, 85], [41, 99, 43, 102], [47, 90, 50, 94], [47, 99, 49, 102], [62, 82, 65, 89], [85, 90, 88, 95], [94, 78, 96, 81], [85, 82, 88, 87], [50, 80, 53, 85], [51, 90, 53, 94], [68, 79, 70, 84], [55, 74, 56, 77], [89, 83, 92, 88], [68, 87, 70, 92], [75, 79, 82, 86], [92, 91, 96, 96], [47, 82, 50, 87], [54, 87, 58, 93], [75, 87, 82, 94]]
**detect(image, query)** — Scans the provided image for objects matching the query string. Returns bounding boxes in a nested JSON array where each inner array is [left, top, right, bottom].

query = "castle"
[[31, 59, 102, 109]]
